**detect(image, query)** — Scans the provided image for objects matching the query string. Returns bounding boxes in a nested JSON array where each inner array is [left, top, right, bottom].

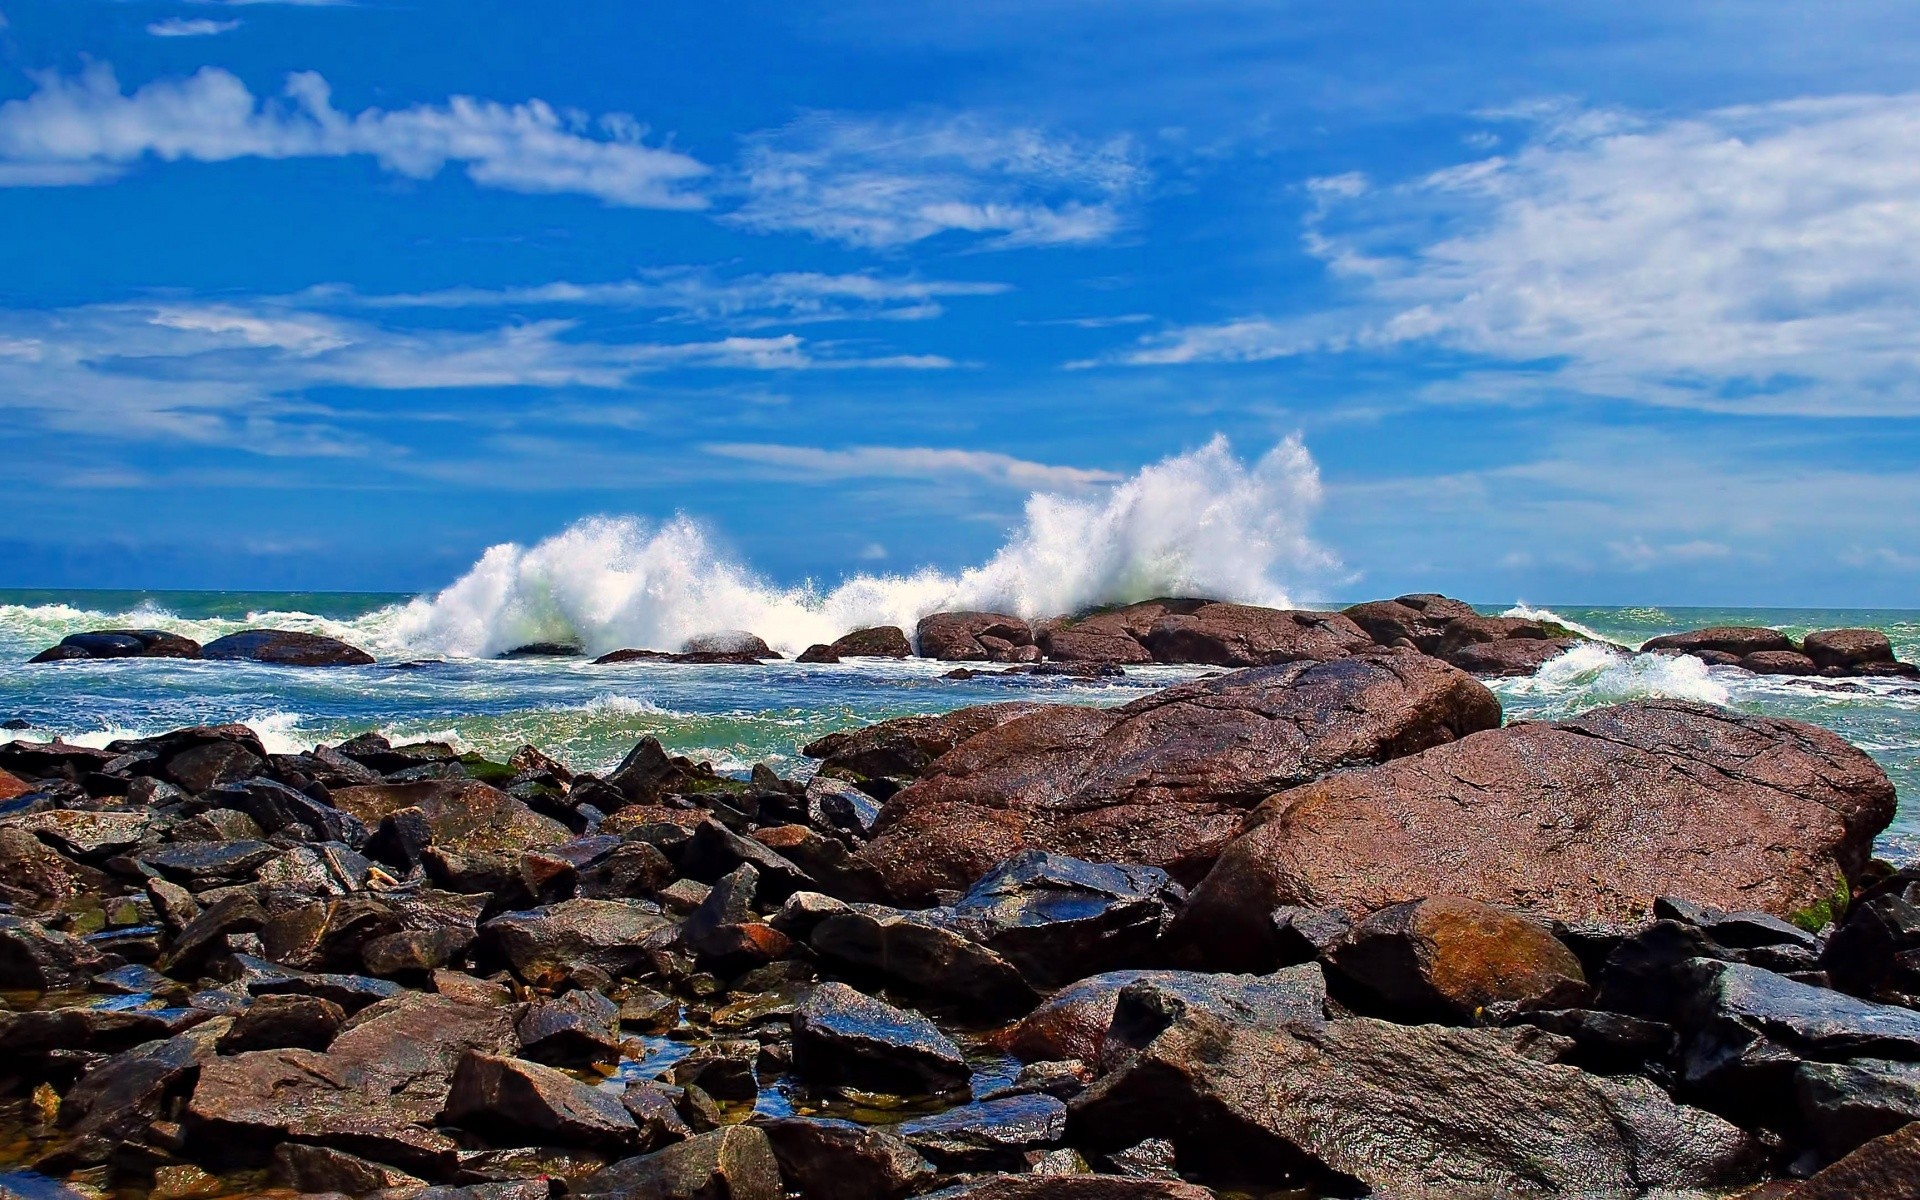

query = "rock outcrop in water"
[[1, 616, 1916, 1198]]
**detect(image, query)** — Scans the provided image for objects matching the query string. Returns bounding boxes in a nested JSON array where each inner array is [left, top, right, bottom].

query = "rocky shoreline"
[[3, 601, 1919, 1200]]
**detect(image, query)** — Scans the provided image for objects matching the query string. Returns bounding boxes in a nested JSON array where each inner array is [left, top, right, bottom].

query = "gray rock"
[[792, 982, 970, 1097], [572, 1126, 782, 1200]]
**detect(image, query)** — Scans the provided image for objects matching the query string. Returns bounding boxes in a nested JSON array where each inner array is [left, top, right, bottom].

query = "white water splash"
[[380, 435, 1335, 658], [1493, 641, 1731, 717], [1498, 602, 1626, 647]]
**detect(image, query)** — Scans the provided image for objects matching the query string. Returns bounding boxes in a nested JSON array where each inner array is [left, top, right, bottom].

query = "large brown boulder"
[[1327, 896, 1588, 1022], [828, 626, 912, 658], [330, 779, 572, 859], [1141, 603, 1372, 666], [1182, 700, 1896, 970], [856, 653, 1501, 902], [1036, 599, 1209, 664], [916, 612, 1036, 662], [1803, 628, 1901, 672], [802, 704, 1047, 793], [1444, 636, 1578, 677], [1340, 594, 1479, 653], [1642, 626, 1794, 658]]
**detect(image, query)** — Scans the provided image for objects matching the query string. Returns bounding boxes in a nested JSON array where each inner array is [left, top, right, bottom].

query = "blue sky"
[[5, 1, 1920, 605]]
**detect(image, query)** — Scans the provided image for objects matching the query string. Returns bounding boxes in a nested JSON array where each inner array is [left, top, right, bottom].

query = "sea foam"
[[379, 435, 1336, 658]]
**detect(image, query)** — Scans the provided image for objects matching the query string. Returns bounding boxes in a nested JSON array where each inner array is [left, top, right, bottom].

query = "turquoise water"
[[2, 590, 1915, 864]]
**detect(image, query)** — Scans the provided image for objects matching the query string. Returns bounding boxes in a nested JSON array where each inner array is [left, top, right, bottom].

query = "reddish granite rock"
[[1641, 627, 1795, 658], [1182, 700, 1896, 970], [856, 653, 1501, 902], [1445, 637, 1578, 677], [1141, 604, 1373, 667], [1742, 650, 1819, 675], [1328, 896, 1589, 1022], [1803, 629, 1902, 672], [1340, 594, 1480, 653], [1037, 599, 1209, 664], [827, 626, 912, 659], [916, 612, 1036, 662], [802, 703, 1050, 791]]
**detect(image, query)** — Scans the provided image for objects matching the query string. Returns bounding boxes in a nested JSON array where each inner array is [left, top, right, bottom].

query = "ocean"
[[1, 588, 1915, 867]]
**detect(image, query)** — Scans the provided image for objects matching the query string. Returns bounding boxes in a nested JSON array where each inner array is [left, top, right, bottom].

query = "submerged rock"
[[859, 653, 1500, 902], [1182, 699, 1895, 968]]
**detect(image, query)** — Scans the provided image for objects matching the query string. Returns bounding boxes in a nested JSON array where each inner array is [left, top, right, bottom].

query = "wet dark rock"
[[801, 703, 1045, 799], [1141, 603, 1373, 667], [679, 820, 816, 901], [1746, 1122, 1920, 1200], [329, 991, 521, 1105], [481, 898, 672, 988], [862, 654, 1501, 903], [1071, 976, 1759, 1197], [333, 779, 572, 868], [780, 892, 1037, 1014], [918, 1178, 1213, 1200], [792, 982, 970, 1096], [1327, 895, 1589, 1022], [501, 643, 584, 658], [668, 1040, 760, 1102], [363, 926, 475, 978], [29, 629, 202, 663], [218, 993, 347, 1052], [1793, 1058, 1920, 1161], [433, 969, 516, 1008], [208, 778, 369, 848], [444, 1051, 639, 1151], [619, 1081, 695, 1152], [754, 1116, 933, 1200], [0, 915, 107, 989], [572, 1126, 782, 1200], [244, 959, 409, 1013], [916, 612, 1035, 662], [138, 840, 279, 887], [0, 826, 80, 908], [48, 1027, 219, 1159], [260, 895, 406, 973], [797, 644, 839, 664], [827, 626, 912, 659], [8, 809, 153, 860], [1184, 700, 1896, 968], [517, 988, 623, 1066], [940, 851, 1183, 989], [1823, 884, 1920, 1007], [804, 774, 882, 838], [1507, 1008, 1678, 1075], [201, 629, 376, 667], [599, 738, 734, 808], [0, 1005, 198, 1056], [1654, 896, 1818, 952], [593, 647, 772, 665], [897, 1093, 1068, 1172], [1642, 626, 1796, 658], [272, 1142, 424, 1193], [162, 890, 267, 973], [1340, 594, 1480, 653], [576, 840, 676, 901]]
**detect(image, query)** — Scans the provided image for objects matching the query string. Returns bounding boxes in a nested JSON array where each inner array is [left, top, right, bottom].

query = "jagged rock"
[[797, 644, 840, 664], [333, 779, 572, 865], [481, 899, 673, 987], [804, 774, 882, 838], [778, 892, 1037, 1014], [7, 809, 156, 860], [801, 704, 1045, 797], [917, 1179, 1213, 1200], [1340, 594, 1480, 653], [207, 778, 368, 848], [517, 989, 623, 1066], [0, 1006, 201, 1056], [620, 1081, 695, 1152], [792, 982, 971, 1096], [1141, 603, 1373, 667], [327, 991, 521, 1111], [243, 959, 408, 1013], [1745, 1122, 1920, 1200], [1642, 627, 1795, 658], [916, 612, 1035, 662], [0, 827, 79, 908], [444, 1051, 639, 1151], [48, 1027, 221, 1160], [572, 1126, 782, 1200], [1823, 880, 1920, 1006], [1002, 966, 1327, 1065], [363, 926, 475, 978], [755, 1116, 934, 1200], [897, 1093, 1067, 1172], [1508, 1008, 1678, 1075], [1327, 896, 1588, 1022], [860, 654, 1501, 902], [0, 915, 107, 989], [1037, 600, 1208, 664], [1070, 976, 1759, 1197], [138, 840, 279, 887], [939, 851, 1183, 989], [271, 1143, 424, 1193], [218, 993, 346, 1053], [827, 627, 912, 659], [680, 820, 816, 900], [201, 629, 375, 667], [1445, 636, 1577, 677], [1794, 1058, 1920, 1161], [1183, 700, 1896, 968], [29, 628, 202, 662]]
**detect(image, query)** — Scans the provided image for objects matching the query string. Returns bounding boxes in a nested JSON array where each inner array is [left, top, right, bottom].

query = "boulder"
[[1037, 600, 1208, 664], [897, 1093, 1067, 1173], [271, 1143, 424, 1193], [915, 612, 1035, 662], [1823, 881, 1920, 1006], [598, 738, 733, 808], [1445, 636, 1577, 677], [218, 994, 347, 1053], [1642, 626, 1795, 658], [201, 629, 375, 666], [0, 768, 29, 800], [594, 648, 769, 665], [754, 1116, 933, 1200], [0, 827, 79, 909], [859, 653, 1501, 902], [777, 893, 1037, 1014], [1339, 594, 1480, 653], [444, 1051, 639, 1151], [1002, 966, 1328, 1065], [517, 989, 623, 1066], [801, 704, 1045, 796], [918, 1179, 1213, 1200], [1745, 1122, 1920, 1200], [684, 631, 780, 658], [573, 1126, 782, 1200], [939, 851, 1184, 989], [1327, 896, 1588, 1022], [1743, 650, 1819, 675], [50, 1029, 218, 1155], [480, 899, 673, 987], [333, 779, 572, 865], [827, 626, 912, 659], [792, 982, 971, 1096], [1141, 603, 1372, 667], [1794, 1059, 1920, 1161], [1804, 628, 1901, 672], [796, 644, 839, 664], [0, 915, 107, 989], [1069, 976, 1759, 1197], [29, 629, 201, 663], [1182, 700, 1896, 969]]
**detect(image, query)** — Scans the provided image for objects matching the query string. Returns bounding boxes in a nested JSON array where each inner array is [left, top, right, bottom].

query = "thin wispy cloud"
[[0, 64, 709, 206], [333, 269, 1010, 326], [703, 442, 1122, 489], [1101, 93, 1920, 417], [147, 18, 242, 37], [730, 112, 1145, 249]]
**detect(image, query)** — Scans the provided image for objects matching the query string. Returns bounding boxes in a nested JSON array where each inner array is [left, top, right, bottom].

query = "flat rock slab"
[[859, 653, 1501, 902], [1183, 699, 1896, 967]]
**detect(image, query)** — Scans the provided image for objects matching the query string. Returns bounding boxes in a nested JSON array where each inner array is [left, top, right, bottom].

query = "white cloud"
[[148, 18, 242, 37], [1108, 93, 1920, 416], [703, 443, 1123, 489], [339, 269, 1009, 326], [0, 64, 708, 208], [730, 112, 1144, 249]]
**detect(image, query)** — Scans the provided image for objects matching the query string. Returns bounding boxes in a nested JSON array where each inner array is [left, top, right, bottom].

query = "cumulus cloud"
[[1106, 93, 1920, 416], [730, 112, 1144, 249], [339, 269, 1010, 326], [0, 63, 709, 207], [703, 442, 1123, 489], [147, 18, 242, 37]]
